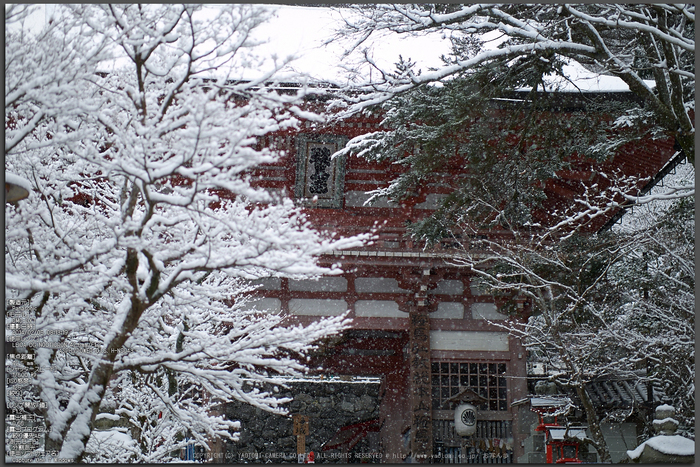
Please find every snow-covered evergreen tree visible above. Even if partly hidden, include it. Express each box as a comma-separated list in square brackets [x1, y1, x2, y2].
[330, 4, 694, 239]
[331, 4, 694, 163]
[444, 193, 693, 460]
[326, 4, 695, 460]
[608, 194, 695, 437]
[5, 4, 365, 462]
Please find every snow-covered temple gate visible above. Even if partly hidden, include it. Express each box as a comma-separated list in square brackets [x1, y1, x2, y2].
[215, 90, 680, 463]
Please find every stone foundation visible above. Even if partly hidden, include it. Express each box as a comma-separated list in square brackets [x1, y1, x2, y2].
[223, 378, 381, 463]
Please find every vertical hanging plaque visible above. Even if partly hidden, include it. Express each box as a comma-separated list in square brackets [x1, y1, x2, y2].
[295, 135, 347, 208]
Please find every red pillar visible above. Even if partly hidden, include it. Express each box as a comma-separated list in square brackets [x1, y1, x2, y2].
[546, 442, 553, 464]
[405, 269, 433, 463]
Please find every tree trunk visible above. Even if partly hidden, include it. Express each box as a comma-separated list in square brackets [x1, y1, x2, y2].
[541, 289, 613, 463]
[575, 384, 612, 463]
[62, 248, 148, 461]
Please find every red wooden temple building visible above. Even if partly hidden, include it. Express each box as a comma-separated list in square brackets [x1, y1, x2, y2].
[227, 89, 682, 463]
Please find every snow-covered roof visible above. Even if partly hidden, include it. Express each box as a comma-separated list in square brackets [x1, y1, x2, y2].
[547, 427, 588, 441]
[519, 61, 656, 93]
[254, 6, 656, 92]
[86, 427, 137, 457]
[585, 379, 662, 409]
[89, 428, 135, 445]
[530, 396, 572, 408]
[253, 6, 655, 92]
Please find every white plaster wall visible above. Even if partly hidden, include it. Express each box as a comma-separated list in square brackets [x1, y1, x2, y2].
[430, 331, 509, 351]
[240, 297, 282, 314]
[415, 193, 447, 209]
[289, 276, 347, 292]
[430, 280, 464, 295]
[289, 298, 347, 316]
[355, 278, 407, 293]
[471, 303, 508, 320]
[250, 277, 282, 290]
[345, 191, 396, 208]
[431, 302, 464, 319]
[355, 300, 407, 318]
[469, 278, 489, 296]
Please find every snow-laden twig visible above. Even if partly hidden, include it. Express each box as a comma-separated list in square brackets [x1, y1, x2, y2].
[5, 5, 366, 462]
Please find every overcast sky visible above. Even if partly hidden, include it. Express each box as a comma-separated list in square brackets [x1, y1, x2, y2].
[11, 4, 645, 91]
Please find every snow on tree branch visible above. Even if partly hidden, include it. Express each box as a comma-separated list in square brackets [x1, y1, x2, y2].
[443, 193, 694, 454]
[331, 4, 694, 165]
[5, 4, 366, 462]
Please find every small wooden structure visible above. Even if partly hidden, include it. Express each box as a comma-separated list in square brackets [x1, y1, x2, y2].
[544, 427, 587, 464]
[528, 396, 588, 463]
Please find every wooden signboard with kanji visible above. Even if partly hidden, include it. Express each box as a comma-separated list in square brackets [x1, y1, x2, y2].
[293, 414, 309, 462]
[293, 414, 309, 436]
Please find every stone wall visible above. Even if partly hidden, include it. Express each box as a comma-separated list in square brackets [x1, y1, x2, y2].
[602, 423, 641, 463]
[223, 378, 381, 463]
